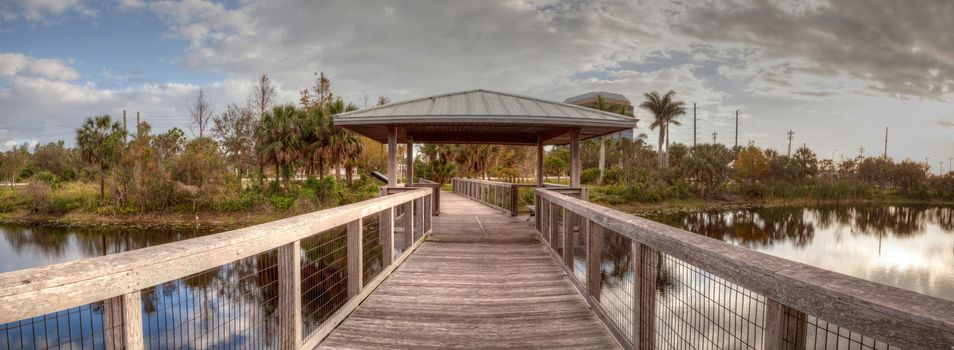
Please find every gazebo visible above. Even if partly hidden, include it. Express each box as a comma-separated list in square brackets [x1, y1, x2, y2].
[333, 89, 638, 188]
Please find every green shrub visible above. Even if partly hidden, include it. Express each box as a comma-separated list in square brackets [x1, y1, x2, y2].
[270, 194, 293, 210]
[581, 168, 600, 184]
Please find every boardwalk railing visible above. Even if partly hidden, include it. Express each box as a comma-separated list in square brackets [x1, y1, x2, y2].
[535, 188, 954, 350]
[451, 178, 539, 216]
[0, 187, 433, 350]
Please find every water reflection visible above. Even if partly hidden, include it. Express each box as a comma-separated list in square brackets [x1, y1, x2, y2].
[0, 218, 382, 349]
[654, 205, 954, 300]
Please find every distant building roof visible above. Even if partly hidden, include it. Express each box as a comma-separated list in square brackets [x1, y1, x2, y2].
[563, 91, 630, 104]
[333, 89, 638, 146]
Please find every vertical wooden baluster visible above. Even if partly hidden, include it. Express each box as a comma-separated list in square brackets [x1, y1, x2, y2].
[633, 242, 658, 350]
[103, 296, 124, 350]
[278, 240, 302, 349]
[122, 291, 144, 350]
[347, 219, 363, 298]
[587, 222, 602, 301]
[104, 292, 144, 350]
[765, 299, 807, 350]
[380, 207, 394, 264]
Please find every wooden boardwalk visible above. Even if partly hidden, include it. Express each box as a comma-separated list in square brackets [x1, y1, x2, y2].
[319, 192, 620, 349]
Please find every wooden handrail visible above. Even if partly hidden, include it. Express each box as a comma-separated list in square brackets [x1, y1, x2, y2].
[536, 188, 954, 349]
[0, 188, 431, 324]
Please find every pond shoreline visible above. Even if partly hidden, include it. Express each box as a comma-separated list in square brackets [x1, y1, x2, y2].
[0, 209, 283, 231]
[604, 197, 954, 219]
[2, 197, 951, 230]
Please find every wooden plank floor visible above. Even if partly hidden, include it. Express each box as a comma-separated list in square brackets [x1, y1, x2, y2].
[318, 192, 620, 349]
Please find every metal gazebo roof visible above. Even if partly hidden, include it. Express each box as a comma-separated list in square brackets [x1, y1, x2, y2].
[332, 89, 638, 145]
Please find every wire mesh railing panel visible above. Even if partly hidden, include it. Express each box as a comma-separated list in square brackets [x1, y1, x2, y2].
[571, 212, 587, 284]
[140, 248, 281, 350]
[550, 206, 564, 256]
[539, 198, 549, 242]
[782, 311, 899, 350]
[393, 203, 408, 256]
[0, 301, 118, 350]
[598, 225, 635, 342]
[651, 253, 766, 350]
[300, 225, 349, 337]
[362, 211, 385, 286]
[423, 195, 434, 232]
[413, 198, 424, 241]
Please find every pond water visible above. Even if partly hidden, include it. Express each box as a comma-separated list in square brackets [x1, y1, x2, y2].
[0, 203, 950, 349]
[652, 205, 954, 301]
[0, 209, 404, 350]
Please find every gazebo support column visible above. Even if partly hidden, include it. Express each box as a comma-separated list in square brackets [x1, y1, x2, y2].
[536, 136, 544, 187]
[406, 137, 414, 185]
[387, 126, 397, 187]
[570, 128, 581, 188]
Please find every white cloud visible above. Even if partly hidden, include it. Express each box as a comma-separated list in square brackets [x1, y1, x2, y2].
[0, 53, 79, 80]
[0, 0, 95, 23]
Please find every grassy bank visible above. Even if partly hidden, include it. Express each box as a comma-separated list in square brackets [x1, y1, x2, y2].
[0, 176, 381, 229]
[588, 183, 954, 218]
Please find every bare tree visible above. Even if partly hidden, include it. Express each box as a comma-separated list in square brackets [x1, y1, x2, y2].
[188, 88, 215, 138]
[249, 74, 275, 120]
[212, 104, 256, 183]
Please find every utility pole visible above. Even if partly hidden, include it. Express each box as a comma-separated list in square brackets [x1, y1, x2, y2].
[734, 109, 739, 151]
[883, 127, 888, 160]
[123, 110, 128, 144]
[949, 157, 953, 173]
[786, 130, 794, 157]
[859, 146, 865, 158]
[693, 103, 697, 148]
[136, 111, 141, 139]
[712, 131, 717, 144]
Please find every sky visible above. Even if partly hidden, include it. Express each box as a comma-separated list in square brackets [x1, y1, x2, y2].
[0, 0, 952, 173]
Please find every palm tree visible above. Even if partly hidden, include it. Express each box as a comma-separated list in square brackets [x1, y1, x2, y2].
[639, 90, 686, 168]
[323, 98, 360, 181]
[257, 104, 303, 190]
[76, 115, 124, 200]
[300, 107, 328, 177]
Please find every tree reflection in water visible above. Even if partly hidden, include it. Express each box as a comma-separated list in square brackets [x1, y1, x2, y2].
[0, 221, 381, 349]
[655, 205, 954, 249]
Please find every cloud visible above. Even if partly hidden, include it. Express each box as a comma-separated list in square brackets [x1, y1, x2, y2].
[0, 52, 259, 147]
[0, 0, 96, 23]
[144, 0, 690, 103]
[676, 0, 954, 99]
[937, 119, 954, 129]
[0, 53, 79, 80]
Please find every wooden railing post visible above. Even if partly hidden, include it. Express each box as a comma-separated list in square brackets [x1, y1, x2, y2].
[122, 292, 144, 350]
[347, 219, 363, 298]
[278, 241, 302, 349]
[765, 299, 807, 349]
[587, 222, 602, 300]
[103, 296, 124, 350]
[103, 292, 144, 350]
[633, 242, 658, 350]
